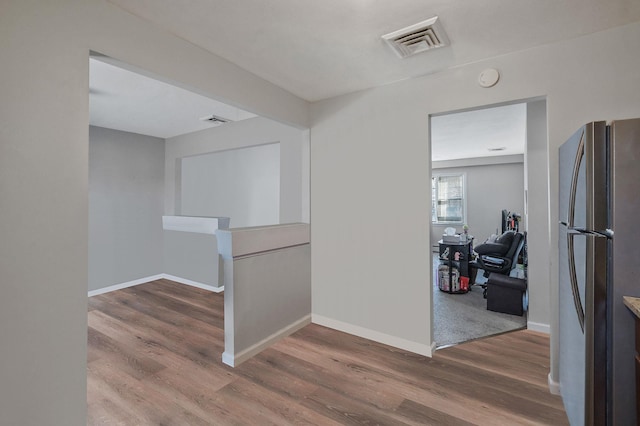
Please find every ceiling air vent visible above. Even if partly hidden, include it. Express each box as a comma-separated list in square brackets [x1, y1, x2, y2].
[200, 114, 231, 124]
[382, 16, 450, 59]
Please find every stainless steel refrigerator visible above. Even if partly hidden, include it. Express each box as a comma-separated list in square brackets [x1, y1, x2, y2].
[559, 118, 640, 425]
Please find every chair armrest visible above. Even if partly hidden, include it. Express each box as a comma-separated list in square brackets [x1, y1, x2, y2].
[475, 242, 509, 256]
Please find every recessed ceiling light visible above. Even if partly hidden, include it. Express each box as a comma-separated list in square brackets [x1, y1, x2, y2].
[488, 147, 506, 151]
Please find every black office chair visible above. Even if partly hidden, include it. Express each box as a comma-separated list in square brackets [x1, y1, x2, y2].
[470, 230, 525, 298]
[474, 230, 525, 276]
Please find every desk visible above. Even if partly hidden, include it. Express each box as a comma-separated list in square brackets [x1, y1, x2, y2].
[438, 239, 473, 293]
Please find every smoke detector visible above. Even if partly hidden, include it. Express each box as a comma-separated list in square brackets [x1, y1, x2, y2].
[382, 16, 450, 59]
[200, 114, 231, 124]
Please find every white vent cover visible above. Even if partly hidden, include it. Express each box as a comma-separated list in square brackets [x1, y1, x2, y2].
[199, 114, 231, 124]
[382, 16, 450, 59]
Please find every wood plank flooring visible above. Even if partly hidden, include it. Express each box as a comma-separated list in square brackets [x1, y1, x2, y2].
[87, 279, 568, 425]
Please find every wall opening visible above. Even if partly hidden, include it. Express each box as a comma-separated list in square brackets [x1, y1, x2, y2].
[429, 98, 548, 349]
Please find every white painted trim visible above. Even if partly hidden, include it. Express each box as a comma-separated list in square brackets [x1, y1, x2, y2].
[222, 314, 311, 367]
[87, 274, 164, 297]
[527, 321, 550, 334]
[217, 223, 310, 259]
[548, 373, 561, 395]
[221, 351, 235, 367]
[162, 215, 230, 234]
[87, 274, 223, 297]
[312, 314, 433, 357]
[161, 274, 224, 293]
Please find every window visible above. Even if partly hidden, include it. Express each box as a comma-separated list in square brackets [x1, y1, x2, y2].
[432, 173, 465, 224]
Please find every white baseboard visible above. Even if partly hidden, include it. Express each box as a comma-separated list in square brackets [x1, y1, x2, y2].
[312, 314, 434, 357]
[527, 321, 550, 334]
[160, 274, 224, 293]
[222, 314, 311, 367]
[88, 274, 164, 297]
[88, 274, 223, 297]
[548, 373, 561, 395]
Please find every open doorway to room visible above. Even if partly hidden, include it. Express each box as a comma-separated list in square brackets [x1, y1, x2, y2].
[87, 53, 309, 295]
[88, 54, 257, 296]
[430, 99, 547, 348]
[86, 54, 311, 419]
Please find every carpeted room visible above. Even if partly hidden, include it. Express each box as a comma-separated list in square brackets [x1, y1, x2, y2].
[431, 104, 529, 348]
[433, 253, 527, 347]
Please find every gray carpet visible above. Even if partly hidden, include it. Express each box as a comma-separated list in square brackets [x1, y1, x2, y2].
[433, 255, 526, 348]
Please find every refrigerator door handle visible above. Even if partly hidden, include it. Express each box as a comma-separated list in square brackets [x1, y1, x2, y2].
[568, 131, 585, 228]
[567, 232, 585, 332]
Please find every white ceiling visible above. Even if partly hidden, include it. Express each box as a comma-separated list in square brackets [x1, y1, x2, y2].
[89, 56, 525, 158]
[92, 1, 639, 153]
[431, 103, 526, 162]
[89, 57, 256, 139]
[106, 0, 640, 102]
[90, 54, 526, 158]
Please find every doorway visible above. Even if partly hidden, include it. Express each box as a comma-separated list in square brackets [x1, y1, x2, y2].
[430, 99, 548, 348]
[87, 53, 309, 295]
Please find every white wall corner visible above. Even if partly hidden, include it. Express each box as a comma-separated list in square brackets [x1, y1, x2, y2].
[87, 274, 164, 297]
[312, 314, 433, 358]
[88, 274, 223, 297]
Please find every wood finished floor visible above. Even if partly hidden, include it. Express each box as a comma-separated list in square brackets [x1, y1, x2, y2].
[87, 279, 568, 425]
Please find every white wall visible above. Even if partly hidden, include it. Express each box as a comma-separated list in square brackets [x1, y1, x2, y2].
[524, 99, 549, 332]
[166, 116, 309, 224]
[89, 116, 306, 294]
[218, 224, 311, 367]
[89, 126, 165, 292]
[4, 1, 640, 422]
[164, 117, 309, 293]
[163, 230, 221, 288]
[310, 21, 640, 371]
[181, 142, 280, 227]
[311, 88, 433, 355]
[431, 158, 525, 249]
[0, 1, 308, 423]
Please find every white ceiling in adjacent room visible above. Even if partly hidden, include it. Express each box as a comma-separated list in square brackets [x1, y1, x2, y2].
[431, 103, 526, 162]
[89, 57, 257, 139]
[106, 0, 640, 101]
